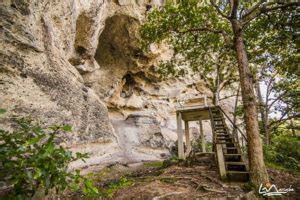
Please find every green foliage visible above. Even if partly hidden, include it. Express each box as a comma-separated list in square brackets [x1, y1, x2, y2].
[141, 0, 298, 109]
[0, 117, 98, 199]
[205, 142, 213, 152]
[143, 161, 164, 168]
[141, 1, 240, 103]
[264, 135, 300, 171]
[101, 176, 133, 198]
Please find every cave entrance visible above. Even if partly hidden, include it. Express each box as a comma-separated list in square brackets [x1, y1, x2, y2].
[92, 14, 142, 99]
[94, 15, 140, 70]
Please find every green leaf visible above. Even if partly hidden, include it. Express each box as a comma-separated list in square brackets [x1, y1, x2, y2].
[34, 168, 42, 179]
[0, 108, 6, 114]
[62, 125, 72, 132]
[83, 179, 98, 195]
[46, 142, 54, 154]
[26, 170, 33, 183]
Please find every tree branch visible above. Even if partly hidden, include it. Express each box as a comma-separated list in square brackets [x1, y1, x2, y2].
[210, 0, 229, 19]
[220, 93, 237, 101]
[269, 112, 299, 131]
[242, 2, 300, 26]
[177, 28, 231, 46]
[242, 2, 263, 20]
[177, 27, 222, 34]
[267, 90, 289, 110]
[229, 0, 239, 19]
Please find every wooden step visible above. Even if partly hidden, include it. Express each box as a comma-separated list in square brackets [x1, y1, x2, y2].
[217, 136, 232, 139]
[216, 141, 236, 145]
[217, 137, 232, 140]
[224, 147, 238, 154]
[215, 125, 225, 127]
[215, 130, 227, 132]
[224, 154, 242, 162]
[216, 134, 231, 137]
[213, 118, 222, 121]
[216, 137, 233, 142]
[226, 171, 249, 182]
[214, 121, 223, 125]
[216, 132, 228, 135]
[225, 161, 245, 165]
[212, 113, 221, 115]
[226, 162, 247, 171]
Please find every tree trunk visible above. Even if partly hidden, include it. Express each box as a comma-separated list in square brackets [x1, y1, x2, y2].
[254, 77, 269, 145]
[264, 109, 270, 145]
[231, 20, 269, 185]
[232, 84, 240, 135]
[290, 118, 296, 137]
[254, 76, 265, 127]
[214, 65, 220, 105]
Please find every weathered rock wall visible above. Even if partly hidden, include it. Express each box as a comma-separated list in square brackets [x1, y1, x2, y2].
[0, 0, 236, 168]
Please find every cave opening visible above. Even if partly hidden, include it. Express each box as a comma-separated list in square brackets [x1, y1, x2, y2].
[121, 73, 137, 98]
[94, 15, 140, 70]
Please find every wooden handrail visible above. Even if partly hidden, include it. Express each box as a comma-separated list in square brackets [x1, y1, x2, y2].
[217, 106, 248, 142]
[208, 107, 217, 151]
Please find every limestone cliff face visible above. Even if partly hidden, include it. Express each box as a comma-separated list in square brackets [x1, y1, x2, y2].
[0, 0, 233, 168]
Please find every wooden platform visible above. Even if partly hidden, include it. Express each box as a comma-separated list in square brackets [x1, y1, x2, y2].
[176, 104, 249, 182]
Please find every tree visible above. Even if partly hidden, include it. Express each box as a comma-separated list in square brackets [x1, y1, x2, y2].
[248, 7, 300, 144]
[141, 0, 299, 185]
[255, 67, 299, 145]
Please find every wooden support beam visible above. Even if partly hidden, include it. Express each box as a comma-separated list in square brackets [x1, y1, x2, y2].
[199, 120, 206, 153]
[177, 112, 184, 159]
[184, 121, 191, 156]
[216, 144, 227, 180]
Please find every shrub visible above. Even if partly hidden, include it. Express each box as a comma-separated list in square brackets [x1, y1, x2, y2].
[264, 135, 300, 171]
[0, 115, 98, 199]
[102, 176, 132, 198]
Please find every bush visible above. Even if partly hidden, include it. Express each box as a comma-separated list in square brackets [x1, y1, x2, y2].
[264, 135, 300, 171]
[0, 115, 98, 199]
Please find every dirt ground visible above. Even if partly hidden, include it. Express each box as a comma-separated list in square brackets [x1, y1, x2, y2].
[65, 153, 299, 200]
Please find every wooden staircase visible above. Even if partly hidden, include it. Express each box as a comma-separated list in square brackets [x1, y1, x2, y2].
[210, 107, 249, 182]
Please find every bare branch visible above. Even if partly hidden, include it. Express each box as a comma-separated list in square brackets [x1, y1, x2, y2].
[220, 94, 237, 101]
[267, 90, 289, 110]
